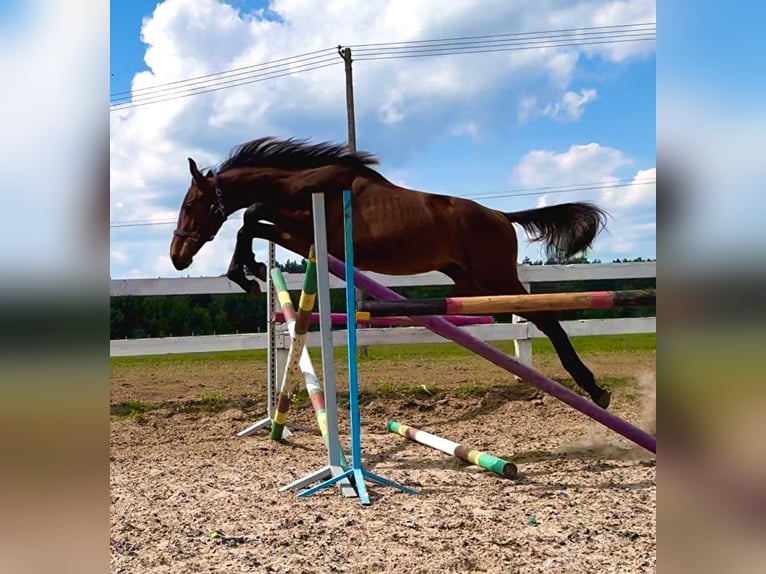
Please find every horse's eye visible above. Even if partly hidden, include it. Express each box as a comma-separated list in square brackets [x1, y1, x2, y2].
[183, 203, 192, 215]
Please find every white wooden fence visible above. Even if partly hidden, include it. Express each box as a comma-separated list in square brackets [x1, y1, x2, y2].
[109, 262, 656, 358]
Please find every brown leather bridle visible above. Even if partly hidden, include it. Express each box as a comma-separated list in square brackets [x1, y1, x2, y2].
[173, 173, 228, 245]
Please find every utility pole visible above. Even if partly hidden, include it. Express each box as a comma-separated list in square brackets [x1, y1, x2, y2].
[339, 46, 367, 358]
[340, 46, 357, 152]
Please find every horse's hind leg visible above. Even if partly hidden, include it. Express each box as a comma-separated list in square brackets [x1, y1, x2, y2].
[468, 266, 610, 409]
[439, 263, 482, 296]
[516, 309, 610, 408]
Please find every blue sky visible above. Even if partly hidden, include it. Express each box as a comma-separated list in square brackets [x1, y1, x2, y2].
[110, 0, 156, 95]
[110, 0, 656, 279]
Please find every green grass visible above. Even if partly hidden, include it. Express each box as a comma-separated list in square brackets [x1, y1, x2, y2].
[110, 333, 654, 367]
[345, 333, 655, 360]
[367, 381, 443, 399]
[111, 349, 268, 367]
[289, 388, 311, 408]
[112, 399, 155, 419]
[454, 382, 495, 397]
[199, 391, 227, 409]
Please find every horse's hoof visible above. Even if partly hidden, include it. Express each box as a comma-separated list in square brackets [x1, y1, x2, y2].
[593, 389, 611, 409]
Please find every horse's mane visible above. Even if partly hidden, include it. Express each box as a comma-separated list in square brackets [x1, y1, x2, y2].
[217, 136, 379, 172]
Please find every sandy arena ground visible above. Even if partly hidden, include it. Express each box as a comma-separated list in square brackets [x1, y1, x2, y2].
[110, 349, 656, 573]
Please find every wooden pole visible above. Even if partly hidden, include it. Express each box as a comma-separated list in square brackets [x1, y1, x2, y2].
[339, 46, 368, 358]
[357, 289, 657, 317]
[340, 46, 357, 152]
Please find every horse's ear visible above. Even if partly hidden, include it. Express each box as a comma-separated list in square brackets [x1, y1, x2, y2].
[188, 158, 205, 186]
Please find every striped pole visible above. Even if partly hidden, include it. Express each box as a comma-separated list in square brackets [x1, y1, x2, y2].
[386, 420, 518, 478]
[270, 246, 318, 441]
[269, 268, 346, 464]
[357, 289, 656, 318]
[327, 255, 656, 454]
[274, 311, 495, 327]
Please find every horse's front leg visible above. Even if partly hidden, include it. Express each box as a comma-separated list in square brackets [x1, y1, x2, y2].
[226, 225, 263, 296]
[240, 208, 312, 279]
[225, 204, 270, 296]
[226, 205, 299, 296]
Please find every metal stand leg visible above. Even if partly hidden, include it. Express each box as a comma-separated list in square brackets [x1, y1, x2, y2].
[296, 189, 417, 504]
[279, 192, 355, 497]
[238, 242, 292, 438]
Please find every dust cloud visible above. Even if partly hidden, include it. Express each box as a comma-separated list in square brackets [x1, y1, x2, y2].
[554, 371, 656, 461]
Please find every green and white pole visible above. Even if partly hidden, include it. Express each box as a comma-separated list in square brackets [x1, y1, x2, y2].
[387, 420, 518, 478]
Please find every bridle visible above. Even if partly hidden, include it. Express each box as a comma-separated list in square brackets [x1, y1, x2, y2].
[173, 173, 228, 245]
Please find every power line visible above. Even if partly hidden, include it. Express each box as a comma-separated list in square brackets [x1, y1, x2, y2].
[110, 59, 342, 111]
[110, 52, 338, 104]
[465, 178, 655, 201]
[351, 26, 654, 54]
[354, 37, 655, 62]
[348, 22, 655, 48]
[109, 178, 655, 229]
[109, 47, 337, 99]
[110, 23, 654, 111]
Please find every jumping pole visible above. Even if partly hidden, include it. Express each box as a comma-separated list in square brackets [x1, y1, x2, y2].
[269, 267, 348, 467]
[387, 420, 519, 478]
[275, 311, 495, 327]
[269, 246, 319, 440]
[357, 289, 656, 318]
[326, 255, 657, 455]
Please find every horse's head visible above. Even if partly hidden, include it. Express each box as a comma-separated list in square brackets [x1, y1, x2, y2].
[169, 158, 228, 270]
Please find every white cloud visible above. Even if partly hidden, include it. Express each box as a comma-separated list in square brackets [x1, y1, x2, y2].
[513, 143, 632, 189]
[380, 90, 405, 124]
[519, 88, 597, 123]
[518, 96, 539, 123]
[545, 89, 598, 121]
[110, 248, 128, 265]
[511, 143, 655, 260]
[451, 122, 480, 139]
[601, 167, 656, 209]
[110, 0, 655, 278]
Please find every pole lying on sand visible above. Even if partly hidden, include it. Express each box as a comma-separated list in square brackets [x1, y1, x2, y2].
[386, 420, 519, 478]
[326, 255, 656, 455]
[357, 289, 656, 318]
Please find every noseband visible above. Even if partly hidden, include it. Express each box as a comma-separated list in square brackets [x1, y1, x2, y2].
[173, 173, 228, 244]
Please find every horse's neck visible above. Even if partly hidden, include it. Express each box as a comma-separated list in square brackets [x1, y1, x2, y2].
[221, 167, 291, 211]
[222, 164, 367, 212]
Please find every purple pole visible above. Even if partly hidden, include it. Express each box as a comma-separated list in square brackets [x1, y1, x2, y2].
[326, 255, 656, 454]
[274, 311, 494, 327]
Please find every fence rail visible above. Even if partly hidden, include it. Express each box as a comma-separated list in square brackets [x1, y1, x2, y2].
[110, 262, 656, 297]
[109, 262, 656, 358]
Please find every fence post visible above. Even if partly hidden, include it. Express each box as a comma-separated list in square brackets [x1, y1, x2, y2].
[513, 281, 533, 370]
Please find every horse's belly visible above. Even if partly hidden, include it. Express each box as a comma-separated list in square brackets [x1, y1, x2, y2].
[352, 239, 451, 275]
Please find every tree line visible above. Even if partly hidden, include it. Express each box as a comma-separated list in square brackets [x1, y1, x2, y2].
[110, 257, 656, 339]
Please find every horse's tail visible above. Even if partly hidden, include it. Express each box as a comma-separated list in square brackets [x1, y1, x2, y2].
[503, 202, 608, 259]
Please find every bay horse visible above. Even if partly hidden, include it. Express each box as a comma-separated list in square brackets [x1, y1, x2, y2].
[170, 137, 611, 408]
